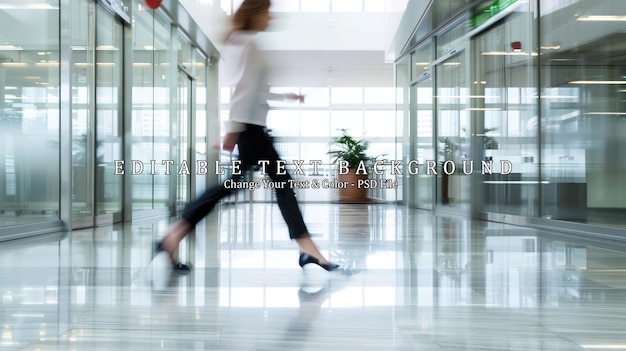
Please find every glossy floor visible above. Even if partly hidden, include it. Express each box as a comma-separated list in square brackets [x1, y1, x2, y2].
[1, 203, 626, 350]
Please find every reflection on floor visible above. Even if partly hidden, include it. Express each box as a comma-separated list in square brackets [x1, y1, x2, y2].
[1, 203, 626, 350]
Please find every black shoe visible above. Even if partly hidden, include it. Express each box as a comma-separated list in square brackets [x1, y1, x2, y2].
[172, 262, 192, 274]
[299, 253, 339, 272]
[153, 241, 192, 273]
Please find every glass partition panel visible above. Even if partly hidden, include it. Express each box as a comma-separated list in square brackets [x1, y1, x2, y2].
[540, 0, 626, 228]
[436, 21, 466, 59]
[435, 50, 470, 211]
[414, 75, 434, 209]
[177, 34, 193, 74]
[396, 56, 410, 204]
[473, 10, 539, 217]
[131, 0, 156, 211]
[176, 70, 191, 208]
[0, 0, 60, 226]
[72, 0, 95, 221]
[95, 6, 123, 215]
[172, 35, 194, 210]
[195, 49, 208, 195]
[152, 12, 174, 209]
[410, 42, 434, 209]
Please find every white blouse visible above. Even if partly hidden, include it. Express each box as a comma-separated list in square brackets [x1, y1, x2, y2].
[221, 31, 283, 133]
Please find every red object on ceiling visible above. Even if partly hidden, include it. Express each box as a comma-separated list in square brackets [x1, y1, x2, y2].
[144, 0, 162, 10]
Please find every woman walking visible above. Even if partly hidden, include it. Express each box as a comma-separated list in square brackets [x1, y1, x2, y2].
[155, 0, 339, 273]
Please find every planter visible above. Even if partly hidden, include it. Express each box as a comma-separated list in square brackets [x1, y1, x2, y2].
[337, 170, 368, 203]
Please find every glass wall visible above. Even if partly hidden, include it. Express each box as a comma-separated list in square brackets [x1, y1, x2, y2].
[540, 0, 626, 228]
[0, 0, 60, 227]
[472, 9, 538, 217]
[131, 3, 200, 215]
[397, 0, 626, 232]
[1, 0, 218, 238]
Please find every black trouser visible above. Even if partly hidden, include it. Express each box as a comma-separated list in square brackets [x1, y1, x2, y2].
[181, 124, 309, 239]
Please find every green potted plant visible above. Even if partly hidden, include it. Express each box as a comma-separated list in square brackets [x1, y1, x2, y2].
[328, 129, 375, 203]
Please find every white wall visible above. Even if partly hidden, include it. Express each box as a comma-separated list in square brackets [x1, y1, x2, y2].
[178, 0, 229, 52]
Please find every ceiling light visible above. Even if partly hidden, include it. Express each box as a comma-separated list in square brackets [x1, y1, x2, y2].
[0, 3, 58, 10]
[0, 45, 24, 50]
[481, 51, 539, 56]
[586, 112, 626, 115]
[531, 95, 578, 99]
[577, 15, 626, 21]
[436, 95, 500, 99]
[580, 345, 626, 349]
[569, 80, 626, 84]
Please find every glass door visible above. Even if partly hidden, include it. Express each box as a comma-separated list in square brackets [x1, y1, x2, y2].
[176, 70, 192, 211]
[95, 5, 124, 223]
[72, 1, 124, 228]
[414, 74, 435, 209]
[472, 14, 538, 218]
[72, 0, 96, 228]
[473, 23, 510, 215]
[435, 50, 471, 212]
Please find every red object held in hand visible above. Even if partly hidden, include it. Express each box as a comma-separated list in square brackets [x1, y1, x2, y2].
[144, 0, 162, 10]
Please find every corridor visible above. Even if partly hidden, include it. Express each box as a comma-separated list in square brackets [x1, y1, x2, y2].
[1, 203, 625, 350]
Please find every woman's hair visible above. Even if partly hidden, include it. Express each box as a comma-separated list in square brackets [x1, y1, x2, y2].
[230, 0, 271, 33]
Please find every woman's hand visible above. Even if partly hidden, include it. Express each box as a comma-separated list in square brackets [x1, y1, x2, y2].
[283, 93, 304, 103]
[211, 132, 240, 152]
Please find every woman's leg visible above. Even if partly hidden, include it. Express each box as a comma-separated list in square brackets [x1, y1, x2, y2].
[159, 218, 192, 264]
[158, 175, 240, 264]
[254, 142, 335, 267]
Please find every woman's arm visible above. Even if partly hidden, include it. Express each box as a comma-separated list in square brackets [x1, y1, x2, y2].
[265, 92, 305, 102]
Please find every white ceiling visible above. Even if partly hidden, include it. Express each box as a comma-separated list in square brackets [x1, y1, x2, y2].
[180, 1, 407, 88]
[254, 11, 403, 87]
